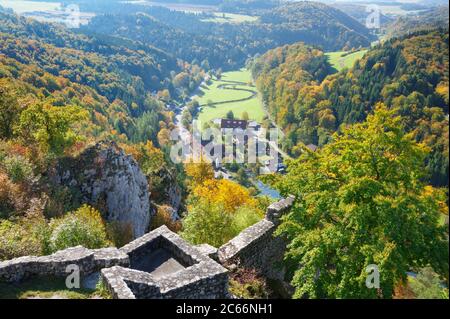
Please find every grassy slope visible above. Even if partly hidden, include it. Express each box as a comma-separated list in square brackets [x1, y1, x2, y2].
[0, 276, 109, 299]
[196, 69, 266, 124]
[326, 50, 368, 72]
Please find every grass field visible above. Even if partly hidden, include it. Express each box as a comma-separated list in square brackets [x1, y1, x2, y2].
[195, 68, 266, 125]
[201, 12, 259, 24]
[326, 50, 368, 72]
[0, 276, 110, 299]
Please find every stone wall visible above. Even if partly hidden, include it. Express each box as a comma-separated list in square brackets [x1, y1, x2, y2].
[102, 226, 229, 299]
[218, 196, 295, 280]
[0, 246, 129, 283]
[0, 197, 294, 299]
[102, 263, 228, 299]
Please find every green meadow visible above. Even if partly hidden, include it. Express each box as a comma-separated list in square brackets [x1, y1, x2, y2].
[195, 69, 266, 125]
[326, 50, 368, 72]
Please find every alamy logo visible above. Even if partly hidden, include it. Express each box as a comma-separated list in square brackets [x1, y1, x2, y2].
[366, 5, 381, 29]
[365, 264, 380, 289]
[64, 4, 81, 29]
[65, 264, 80, 289]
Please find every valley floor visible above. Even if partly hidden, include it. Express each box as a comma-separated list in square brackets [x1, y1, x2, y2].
[196, 68, 266, 124]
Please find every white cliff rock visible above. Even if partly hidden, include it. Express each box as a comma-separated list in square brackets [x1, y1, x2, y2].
[52, 141, 153, 238]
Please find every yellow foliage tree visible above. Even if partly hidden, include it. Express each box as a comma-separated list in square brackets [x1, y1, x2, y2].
[191, 179, 257, 213]
[184, 157, 214, 187]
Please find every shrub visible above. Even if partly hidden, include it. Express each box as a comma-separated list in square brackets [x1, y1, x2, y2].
[151, 205, 182, 233]
[106, 221, 134, 248]
[181, 201, 264, 247]
[231, 206, 264, 236]
[180, 200, 234, 247]
[2, 155, 34, 183]
[0, 220, 43, 260]
[256, 196, 274, 211]
[95, 280, 112, 299]
[48, 205, 110, 253]
[44, 185, 76, 219]
[229, 268, 270, 299]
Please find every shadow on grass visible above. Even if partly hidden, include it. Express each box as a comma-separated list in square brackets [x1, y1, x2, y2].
[0, 276, 98, 299]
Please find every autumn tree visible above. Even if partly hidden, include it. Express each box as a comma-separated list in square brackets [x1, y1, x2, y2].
[191, 179, 257, 213]
[275, 104, 449, 298]
[181, 199, 234, 247]
[15, 103, 87, 155]
[184, 157, 215, 188]
[0, 81, 20, 139]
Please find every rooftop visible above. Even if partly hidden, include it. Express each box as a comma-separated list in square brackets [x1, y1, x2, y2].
[220, 119, 248, 130]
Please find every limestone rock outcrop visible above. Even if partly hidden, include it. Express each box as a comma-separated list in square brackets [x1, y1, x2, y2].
[51, 141, 153, 238]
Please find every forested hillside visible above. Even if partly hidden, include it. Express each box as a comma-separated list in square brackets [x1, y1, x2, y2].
[83, 1, 374, 69]
[0, 9, 192, 240]
[252, 30, 449, 186]
[259, 1, 374, 50]
[0, 10, 206, 144]
[84, 12, 245, 70]
[384, 6, 449, 39]
[0, 1, 448, 300]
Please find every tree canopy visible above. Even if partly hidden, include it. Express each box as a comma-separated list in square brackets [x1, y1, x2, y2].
[274, 104, 448, 298]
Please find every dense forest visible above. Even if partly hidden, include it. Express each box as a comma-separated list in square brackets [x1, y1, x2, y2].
[0, 10, 207, 144]
[252, 30, 449, 186]
[0, 8, 193, 228]
[83, 12, 246, 70]
[82, 1, 374, 69]
[383, 6, 449, 39]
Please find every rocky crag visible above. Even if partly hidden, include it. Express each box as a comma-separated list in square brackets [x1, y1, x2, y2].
[50, 141, 153, 238]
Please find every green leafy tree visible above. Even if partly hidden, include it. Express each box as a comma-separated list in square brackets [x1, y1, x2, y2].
[0, 81, 20, 139]
[181, 199, 234, 247]
[16, 103, 87, 155]
[275, 104, 449, 298]
[48, 205, 110, 253]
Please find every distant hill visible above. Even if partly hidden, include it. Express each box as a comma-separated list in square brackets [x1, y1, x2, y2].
[0, 10, 204, 144]
[259, 1, 376, 50]
[83, 1, 374, 71]
[83, 12, 246, 70]
[329, 2, 394, 26]
[384, 6, 449, 38]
